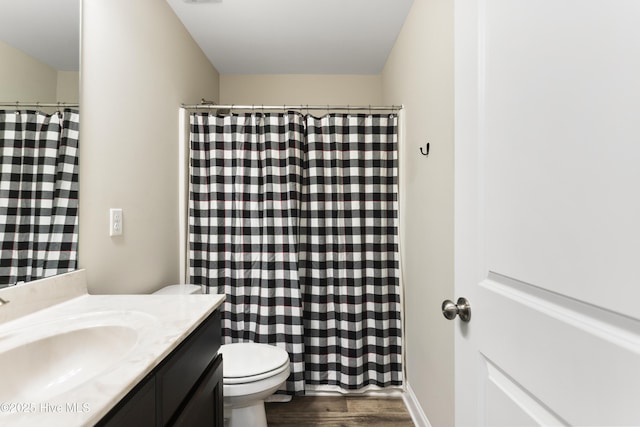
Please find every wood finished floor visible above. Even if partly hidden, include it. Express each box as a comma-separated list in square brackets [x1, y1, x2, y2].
[265, 396, 415, 427]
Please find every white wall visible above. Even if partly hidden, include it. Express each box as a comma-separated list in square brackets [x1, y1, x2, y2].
[382, 0, 455, 426]
[80, 0, 219, 294]
[220, 74, 381, 106]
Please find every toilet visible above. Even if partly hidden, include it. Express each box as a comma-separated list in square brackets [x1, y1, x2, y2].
[153, 284, 291, 427]
[220, 342, 290, 427]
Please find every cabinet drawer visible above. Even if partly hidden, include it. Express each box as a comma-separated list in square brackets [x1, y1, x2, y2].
[157, 310, 221, 424]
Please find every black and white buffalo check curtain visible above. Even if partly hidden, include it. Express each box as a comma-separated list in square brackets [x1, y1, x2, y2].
[0, 109, 80, 287]
[189, 112, 401, 393]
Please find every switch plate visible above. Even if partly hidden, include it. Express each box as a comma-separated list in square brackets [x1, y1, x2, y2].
[110, 208, 123, 236]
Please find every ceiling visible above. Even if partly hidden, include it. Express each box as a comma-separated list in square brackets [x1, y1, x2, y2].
[165, 0, 414, 74]
[0, 0, 79, 71]
[0, 0, 413, 75]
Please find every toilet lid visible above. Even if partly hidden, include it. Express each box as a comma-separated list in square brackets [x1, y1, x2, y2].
[220, 343, 290, 380]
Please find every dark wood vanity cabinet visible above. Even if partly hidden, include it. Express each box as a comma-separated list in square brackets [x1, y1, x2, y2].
[97, 310, 223, 427]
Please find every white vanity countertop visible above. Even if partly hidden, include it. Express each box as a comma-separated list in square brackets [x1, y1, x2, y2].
[0, 270, 225, 427]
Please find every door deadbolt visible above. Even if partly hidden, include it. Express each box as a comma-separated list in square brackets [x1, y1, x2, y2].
[442, 297, 471, 322]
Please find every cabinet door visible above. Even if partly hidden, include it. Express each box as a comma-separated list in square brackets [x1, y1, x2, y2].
[98, 376, 156, 427]
[158, 310, 221, 423]
[173, 354, 223, 427]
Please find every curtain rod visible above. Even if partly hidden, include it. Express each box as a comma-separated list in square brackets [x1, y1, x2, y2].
[181, 103, 402, 112]
[0, 102, 79, 108]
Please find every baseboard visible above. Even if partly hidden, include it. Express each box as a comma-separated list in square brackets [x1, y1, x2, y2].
[402, 383, 432, 427]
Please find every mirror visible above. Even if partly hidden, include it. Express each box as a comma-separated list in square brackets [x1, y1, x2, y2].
[0, 0, 80, 104]
[0, 0, 80, 287]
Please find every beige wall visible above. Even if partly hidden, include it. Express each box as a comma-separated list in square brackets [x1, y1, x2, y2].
[77, 0, 453, 421]
[220, 74, 381, 106]
[57, 71, 80, 104]
[382, 0, 455, 426]
[0, 40, 58, 102]
[80, 0, 219, 294]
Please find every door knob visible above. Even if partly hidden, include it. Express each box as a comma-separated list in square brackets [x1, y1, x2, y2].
[442, 297, 471, 322]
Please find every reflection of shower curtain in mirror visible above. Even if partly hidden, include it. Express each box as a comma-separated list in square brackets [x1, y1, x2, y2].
[0, 109, 80, 287]
[189, 112, 402, 394]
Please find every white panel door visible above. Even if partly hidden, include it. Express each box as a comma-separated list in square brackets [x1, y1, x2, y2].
[454, 1, 640, 426]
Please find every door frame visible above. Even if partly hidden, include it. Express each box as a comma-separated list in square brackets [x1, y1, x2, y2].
[454, 0, 485, 424]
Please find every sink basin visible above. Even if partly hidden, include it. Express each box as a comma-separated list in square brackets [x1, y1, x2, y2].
[0, 324, 138, 402]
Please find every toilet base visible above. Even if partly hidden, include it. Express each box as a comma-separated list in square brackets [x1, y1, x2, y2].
[225, 401, 267, 427]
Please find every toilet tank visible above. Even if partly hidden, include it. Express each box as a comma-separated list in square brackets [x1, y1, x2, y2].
[153, 284, 203, 295]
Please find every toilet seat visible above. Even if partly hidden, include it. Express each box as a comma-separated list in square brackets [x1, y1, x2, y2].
[220, 343, 290, 385]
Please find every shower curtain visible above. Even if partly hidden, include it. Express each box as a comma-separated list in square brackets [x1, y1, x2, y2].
[0, 109, 80, 287]
[190, 112, 307, 392]
[189, 111, 402, 393]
